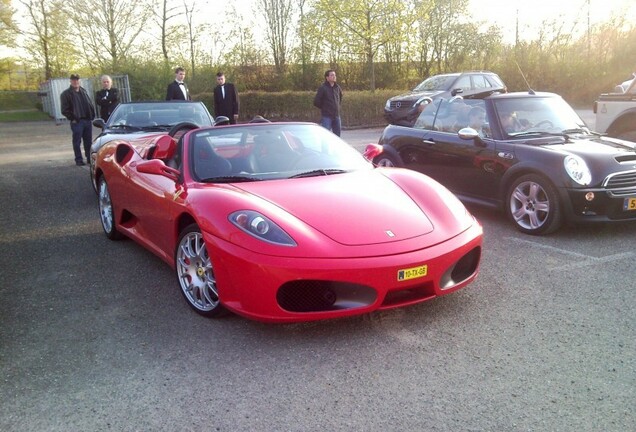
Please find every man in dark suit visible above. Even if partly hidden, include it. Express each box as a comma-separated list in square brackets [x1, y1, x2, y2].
[166, 67, 191, 100]
[95, 75, 119, 121]
[213, 71, 239, 124]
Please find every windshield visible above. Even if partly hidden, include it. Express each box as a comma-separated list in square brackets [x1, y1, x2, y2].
[190, 123, 372, 182]
[413, 75, 456, 92]
[493, 96, 588, 138]
[107, 102, 213, 130]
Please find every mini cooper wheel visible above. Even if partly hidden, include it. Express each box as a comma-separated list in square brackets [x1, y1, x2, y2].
[506, 174, 562, 235]
[374, 153, 400, 167]
[97, 177, 122, 240]
[175, 224, 225, 317]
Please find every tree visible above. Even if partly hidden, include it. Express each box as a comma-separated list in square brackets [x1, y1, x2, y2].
[152, 0, 183, 63]
[258, 0, 294, 74]
[1, 0, 17, 48]
[20, 0, 76, 80]
[312, 0, 407, 90]
[68, 0, 150, 71]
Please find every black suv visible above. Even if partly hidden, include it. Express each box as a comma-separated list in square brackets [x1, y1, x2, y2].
[384, 71, 506, 126]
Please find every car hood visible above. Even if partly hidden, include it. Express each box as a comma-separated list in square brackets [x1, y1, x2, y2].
[542, 134, 636, 157]
[389, 90, 445, 103]
[234, 170, 435, 246]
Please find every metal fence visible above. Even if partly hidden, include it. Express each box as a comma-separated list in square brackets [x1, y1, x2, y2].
[39, 75, 131, 124]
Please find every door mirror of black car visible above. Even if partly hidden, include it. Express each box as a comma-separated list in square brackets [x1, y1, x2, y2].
[93, 118, 105, 129]
[458, 128, 487, 147]
[458, 127, 480, 140]
[450, 88, 464, 97]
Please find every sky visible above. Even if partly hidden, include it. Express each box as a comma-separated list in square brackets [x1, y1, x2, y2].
[467, 0, 635, 43]
[2, 0, 635, 58]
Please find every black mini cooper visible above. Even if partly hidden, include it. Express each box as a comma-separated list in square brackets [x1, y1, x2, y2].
[368, 91, 636, 235]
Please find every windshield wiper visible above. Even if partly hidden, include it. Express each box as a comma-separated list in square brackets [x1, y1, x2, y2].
[562, 128, 590, 135]
[110, 124, 141, 131]
[141, 124, 172, 131]
[201, 175, 261, 183]
[290, 169, 348, 178]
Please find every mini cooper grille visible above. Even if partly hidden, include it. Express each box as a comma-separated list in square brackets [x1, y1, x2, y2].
[603, 170, 636, 189]
[277, 281, 377, 313]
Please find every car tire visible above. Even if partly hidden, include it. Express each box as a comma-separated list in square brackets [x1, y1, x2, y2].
[97, 177, 122, 240]
[89, 156, 97, 193]
[616, 129, 636, 143]
[506, 174, 562, 235]
[373, 153, 400, 167]
[175, 224, 226, 317]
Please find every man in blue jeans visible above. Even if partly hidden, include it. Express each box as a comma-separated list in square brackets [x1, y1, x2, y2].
[313, 69, 343, 136]
[60, 74, 95, 166]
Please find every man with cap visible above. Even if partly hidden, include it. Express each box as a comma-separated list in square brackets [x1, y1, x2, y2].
[60, 74, 96, 166]
[166, 67, 191, 100]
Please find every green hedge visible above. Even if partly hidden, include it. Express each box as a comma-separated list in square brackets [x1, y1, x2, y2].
[197, 90, 397, 128]
[0, 91, 40, 110]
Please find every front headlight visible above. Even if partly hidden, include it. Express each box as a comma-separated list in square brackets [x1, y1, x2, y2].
[564, 155, 592, 185]
[229, 210, 297, 246]
[385, 99, 391, 109]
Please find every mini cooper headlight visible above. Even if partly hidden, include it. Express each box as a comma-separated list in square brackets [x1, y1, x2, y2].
[564, 155, 591, 186]
[230, 210, 296, 246]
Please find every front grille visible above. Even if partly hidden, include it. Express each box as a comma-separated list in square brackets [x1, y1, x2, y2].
[389, 101, 411, 110]
[276, 280, 376, 313]
[603, 170, 636, 189]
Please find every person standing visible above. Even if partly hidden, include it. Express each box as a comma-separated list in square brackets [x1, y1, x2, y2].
[166, 67, 191, 100]
[60, 74, 95, 166]
[213, 71, 240, 124]
[95, 75, 119, 121]
[313, 69, 343, 136]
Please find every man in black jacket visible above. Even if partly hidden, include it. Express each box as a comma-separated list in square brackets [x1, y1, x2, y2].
[213, 72, 240, 124]
[95, 75, 119, 121]
[166, 67, 191, 100]
[60, 74, 96, 166]
[313, 69, 343, 136]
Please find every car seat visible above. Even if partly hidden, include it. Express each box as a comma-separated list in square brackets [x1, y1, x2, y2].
[193, 139, 232, 179]
[251, 133, 299, 173]
[127, 111, 152, 127]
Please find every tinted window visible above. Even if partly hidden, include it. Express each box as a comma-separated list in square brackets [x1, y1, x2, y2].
[473, 75, 490, 89]
[454, 76, 471, 92]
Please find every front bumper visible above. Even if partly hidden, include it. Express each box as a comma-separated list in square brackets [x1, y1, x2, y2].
[204, 223, 483, 323]
[564, 187, 636, 222]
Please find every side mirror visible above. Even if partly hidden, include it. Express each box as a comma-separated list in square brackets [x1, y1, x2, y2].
[136, 159, 179, 182]
[214, 116, 230, 126]
[458, 127, 487, 147]
[363, 143, 383, 162]
[458, 127, 480, 140]
[450, 88, 464, 97]
[93, 118, 105, 129]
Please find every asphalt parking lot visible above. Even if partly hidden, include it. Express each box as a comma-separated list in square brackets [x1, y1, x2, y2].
[0, 115, 634, 431]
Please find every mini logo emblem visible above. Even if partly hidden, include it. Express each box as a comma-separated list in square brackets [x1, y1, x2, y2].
[386, 230, 395, 237]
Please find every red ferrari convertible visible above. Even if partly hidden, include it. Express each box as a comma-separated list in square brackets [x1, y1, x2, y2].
[95, 122, 483, 323]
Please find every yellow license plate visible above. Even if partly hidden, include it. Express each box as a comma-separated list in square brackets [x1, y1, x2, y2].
[624, 197, 636, 211]
[397, 264, 428, 281]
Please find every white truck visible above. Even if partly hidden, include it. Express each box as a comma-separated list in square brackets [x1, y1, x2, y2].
[593, 77, 636, 141]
